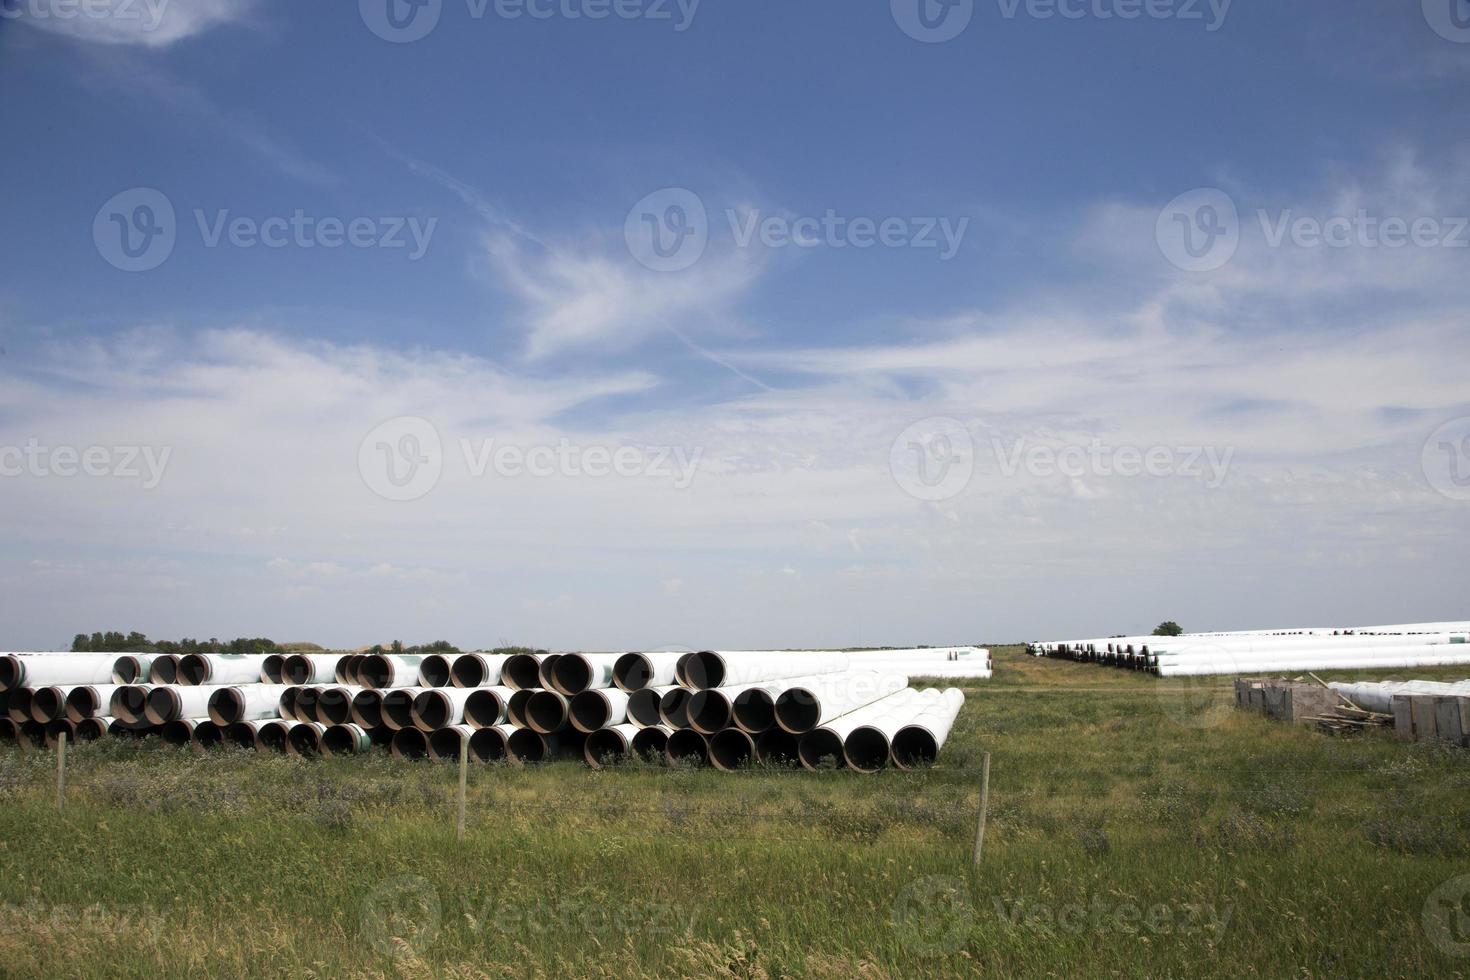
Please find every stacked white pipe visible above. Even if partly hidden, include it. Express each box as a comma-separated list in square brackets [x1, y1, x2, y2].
[1, 647, 974, 769]
[1030, 622, 1470, 676]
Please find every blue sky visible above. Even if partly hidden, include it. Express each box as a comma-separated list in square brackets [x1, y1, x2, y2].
[0, 0, 1467, 650]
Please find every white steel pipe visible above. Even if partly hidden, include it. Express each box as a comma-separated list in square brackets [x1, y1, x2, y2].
[501, 654, 546, 691]
[208, 685, 284, 726]
[613, 652, 685, 692]
[630, 724, 672, 760]
[66, 685, 122, 722]
[450, 653, 511, 689]
[0, 654, 114, 692]
[469, 723, 518, 763]
[380, 688, 428, 730]
[681, 651, 850, 690]
[464, 687, 515, 728]
[321, 723, 373, 756]
[627, 685, 678, 728]
[412, 687, 479, 731]
[177, 654, 272, 687]
[774, 672, 909, 734]
[537, 655, 563, 690]
[254, 719, 292, 753]
[282, 653, 343, 685]
[145, 685, 228, 725]
[28, 686, 68, 723]
[797, 689, 927, 771]
[583, 723, 640, 767]
[417, 655, 455, 688]
[316, 686, 365, 725]
[108, 685, 153, 725]
[111, 655, 156, 684]
[664, 728, 709, 765]
[149, 655, 180, 683]
[428, 725, 475, 762]
[568, 688, 630, 733]
[708, 727, 757, 771]
[842, 689, 948, 773]
[526, 690, 570, 734]
[891, 688, 966, 769]
[359, 654, 426, 689]
[550, 653, 622, 695]
[287, 721, 328, 757]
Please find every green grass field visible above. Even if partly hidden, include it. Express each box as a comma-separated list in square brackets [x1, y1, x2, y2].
[3, 647, 1470, 978]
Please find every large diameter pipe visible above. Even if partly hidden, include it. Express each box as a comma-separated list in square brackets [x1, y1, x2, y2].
[254, 719, 292, 753]
[282, 653, 343, 685]
[1329, 680, 1470, 714]
[109, 685, 153, 725]
[755, 728, 799, 765]
[506, 727, 571, 763]
[708, 727, 757, 771]
[630, 724, 673, 760]
[294, 686, 323, 723]
[278, 686, 303, 722]
[537, 655, 563, 690]
[28, 686, 69, 723]
[731, 675, 846, 733]
[469, 723, 518, 763]
[526, 690, 570, 734]
[612, 652, 685, 692]
[658, 687, 694, 729]
[359, 654, 426, 689]
[464, 687, 515, 728]
[350, 689, 384, 729]
[320, 723, 373, 757]
[160, 718, 211, 747]
[682, 651, 851, 690]
[843, 689, 947, 773]
[316, 686, 365, 725]
[261, 654, 286, 683]
[15, 720, 47, 751]
[774, 672, 909, 734]
[111, 655, 156, 684]
[65, 685, 122, 722]
[224, 719, 273, 750]
[569, 689, 630, 733]
[149, 655, 180, 683]
[287, 722, 328, 757]
[627, 685, 679, 728]
[381, 688, 428, 731]
[506, 690, 534, 728]
[191, 721, 226, 751]
[891, 688, 966, 769]
[44, 718, 76, 750]
[145, 685, 229, 725]
[335, 654, 363, 685]
[796, 689, 925, 771]
[501, 654, 545, 691]
[208, 685, 284, 726]
[412, 687, 480, 732]
[428, 725, 474, 762]
[417, 655, 454, 688]
[0, 654, 115, 692]
[6, 688, 34, 725]
[177, 654, 272, 687]
[665, 728, 708, 765]
[74, 716, 116, 742]
[583, 724, 641, 768]
[550, 653, 622, 695]
[449, 653, 511, 689]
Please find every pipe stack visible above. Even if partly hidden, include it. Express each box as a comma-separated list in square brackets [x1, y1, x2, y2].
[1029, 622, 1470, 676]
[0, 648, 974, 769]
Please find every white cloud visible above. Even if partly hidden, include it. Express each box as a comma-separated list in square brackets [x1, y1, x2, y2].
[13, 0, 256, 48]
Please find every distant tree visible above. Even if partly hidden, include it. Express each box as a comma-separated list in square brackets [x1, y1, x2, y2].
[71, 633, 90, 652]
[1153, 621, 1184, 637]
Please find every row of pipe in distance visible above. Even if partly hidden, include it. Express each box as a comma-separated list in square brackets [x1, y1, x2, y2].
[0, 647, 983, 771]
[1028, 621, 1470, 676]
